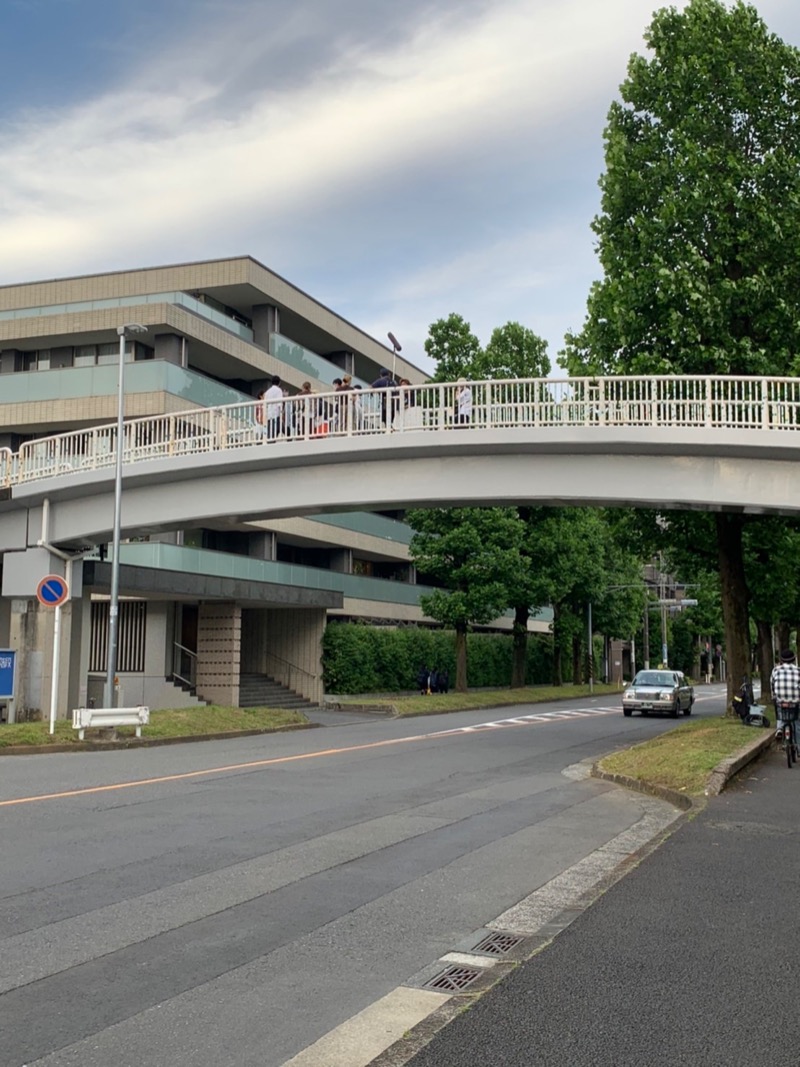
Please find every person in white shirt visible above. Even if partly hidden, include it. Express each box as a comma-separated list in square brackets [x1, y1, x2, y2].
[455, 378, 472, 427]
[263, 375, 284, 440]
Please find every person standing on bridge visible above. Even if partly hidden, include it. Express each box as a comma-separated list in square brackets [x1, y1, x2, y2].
[263, 375, 284, 441]
[455, 378, 472, 427]
[371, 368, 396, 428]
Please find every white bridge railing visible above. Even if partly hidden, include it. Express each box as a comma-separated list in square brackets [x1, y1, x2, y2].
[3, 375, 800, 489]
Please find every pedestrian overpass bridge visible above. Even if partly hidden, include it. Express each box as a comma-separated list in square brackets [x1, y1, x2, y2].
[1, 374, 800, 553]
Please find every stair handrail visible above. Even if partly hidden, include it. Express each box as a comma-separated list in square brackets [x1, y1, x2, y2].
[172, 641, 197, 689]
[260, 651, 317, 682]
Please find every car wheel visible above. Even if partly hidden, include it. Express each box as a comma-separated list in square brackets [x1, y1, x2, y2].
[623, 707, 632, 717]
[669, 700, 679, 718]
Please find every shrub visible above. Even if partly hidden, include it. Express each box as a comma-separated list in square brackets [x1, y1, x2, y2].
[322, 622, 553, 694]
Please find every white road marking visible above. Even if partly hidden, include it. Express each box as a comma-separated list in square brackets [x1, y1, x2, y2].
[436, 706, 618, 737]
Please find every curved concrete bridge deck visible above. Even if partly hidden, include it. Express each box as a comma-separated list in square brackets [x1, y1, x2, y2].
[1, 374, 799, 550]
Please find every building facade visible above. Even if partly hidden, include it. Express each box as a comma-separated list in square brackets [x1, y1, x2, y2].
[0, 256, 543, 719]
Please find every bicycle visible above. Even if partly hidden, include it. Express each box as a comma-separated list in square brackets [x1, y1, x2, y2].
[776, 702, 799, 768]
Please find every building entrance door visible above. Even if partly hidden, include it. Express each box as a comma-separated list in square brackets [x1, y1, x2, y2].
[173, 604, 198, 689]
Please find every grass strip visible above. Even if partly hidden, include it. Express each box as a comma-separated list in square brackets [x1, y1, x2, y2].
[0, 705, 307, 747]
[598, 717, 758, 796]
[339, 683, 619, 718]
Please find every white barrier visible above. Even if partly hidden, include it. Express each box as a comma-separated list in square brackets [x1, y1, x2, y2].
[72, 705, 149, 740]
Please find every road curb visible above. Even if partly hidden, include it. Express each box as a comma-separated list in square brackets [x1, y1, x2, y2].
[326, 688, 622, 719]
[0, 720, 319, 756]
[704, 728, 774, 795]
[324, 703, 398, 716]
[590, 764, 695, 809]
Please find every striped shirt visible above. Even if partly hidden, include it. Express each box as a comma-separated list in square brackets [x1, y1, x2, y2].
[770, 663, 800, 704]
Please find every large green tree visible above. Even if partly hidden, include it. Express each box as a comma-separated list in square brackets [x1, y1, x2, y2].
[560, 0, 800, 701]
[424, 314, 483, 383]
[407, 507, 523, 691]
[473, 322, 551, 380]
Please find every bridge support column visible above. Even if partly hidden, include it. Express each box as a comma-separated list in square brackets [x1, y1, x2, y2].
[196, 602, 241, 707]
[4, 599, 85, 722]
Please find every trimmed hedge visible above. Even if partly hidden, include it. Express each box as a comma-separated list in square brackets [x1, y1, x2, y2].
[322, 622, 553, 694]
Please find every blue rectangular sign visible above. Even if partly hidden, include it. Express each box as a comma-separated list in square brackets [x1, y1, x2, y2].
[0, 650, 16, 700]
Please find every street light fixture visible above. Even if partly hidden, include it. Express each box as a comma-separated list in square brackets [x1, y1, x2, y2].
[387, 332, 402, 379]
[104, 322, 147, 709]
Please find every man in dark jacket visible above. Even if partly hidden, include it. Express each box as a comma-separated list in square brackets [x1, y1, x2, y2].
[371, 368, 396, 426]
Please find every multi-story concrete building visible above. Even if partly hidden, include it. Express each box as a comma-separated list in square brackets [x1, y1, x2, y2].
[0, 256, 445, 715]
[0, 256, 547, 720]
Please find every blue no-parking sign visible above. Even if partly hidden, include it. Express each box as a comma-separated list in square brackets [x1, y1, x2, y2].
[37, 574, 70, 608]
[0, 650, 16, 699]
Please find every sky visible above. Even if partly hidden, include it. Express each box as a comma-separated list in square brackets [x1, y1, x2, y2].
[2, 0, 800, 375]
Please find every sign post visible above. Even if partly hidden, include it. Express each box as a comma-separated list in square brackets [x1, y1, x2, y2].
[0, 650, 17, 724]
[37, 574, 70, 735]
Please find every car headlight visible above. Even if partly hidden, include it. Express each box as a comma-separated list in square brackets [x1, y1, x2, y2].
[660, 691, 675, 700]
[623, 690, 634, 701]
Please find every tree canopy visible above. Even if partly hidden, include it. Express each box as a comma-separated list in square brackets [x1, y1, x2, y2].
[558, 0, 800, 703]
[408, 507, 523, 691]
[425, 314, 482, 383]
[561, 0, 800, 378]
[425, 313, 550, 382]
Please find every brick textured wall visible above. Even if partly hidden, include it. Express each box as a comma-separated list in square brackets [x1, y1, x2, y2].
[196, 602, 241, 707]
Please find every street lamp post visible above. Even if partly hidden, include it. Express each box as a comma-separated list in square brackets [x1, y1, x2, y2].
[104, 323, 147, 709]
[387, 332, 402, 380]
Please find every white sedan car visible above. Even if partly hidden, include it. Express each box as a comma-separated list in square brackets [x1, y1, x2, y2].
[622, 670, 694, 718]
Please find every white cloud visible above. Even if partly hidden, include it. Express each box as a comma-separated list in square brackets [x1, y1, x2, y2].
[3, 0, 800, 377]
[0, 0, 667, 276]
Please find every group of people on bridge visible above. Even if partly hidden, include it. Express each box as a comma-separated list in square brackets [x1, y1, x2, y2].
[255, 371, 474, 440]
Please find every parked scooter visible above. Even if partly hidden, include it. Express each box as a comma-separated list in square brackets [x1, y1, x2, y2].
[731, 675, 770, 727]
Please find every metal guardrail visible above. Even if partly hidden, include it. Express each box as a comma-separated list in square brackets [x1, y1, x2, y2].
[7, 375, 800, 488]
[0, 448, 14, 489]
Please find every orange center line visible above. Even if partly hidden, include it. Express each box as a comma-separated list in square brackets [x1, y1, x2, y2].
[0, 711, 602, 808]
[0, 731, 440, 808]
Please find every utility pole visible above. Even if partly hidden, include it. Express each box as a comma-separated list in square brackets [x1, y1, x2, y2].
[643, 597, 650, 670]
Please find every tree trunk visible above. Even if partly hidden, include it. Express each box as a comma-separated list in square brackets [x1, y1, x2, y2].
[511, 605, 528, 688]
[455, 623, 468, 692]
[776, 622, 790, 654]
[715, 513, 750, 714]
[754, 618, 773, 703]
[572, 634, 582, 685]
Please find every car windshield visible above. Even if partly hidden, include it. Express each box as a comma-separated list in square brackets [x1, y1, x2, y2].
[634, 671, 677, 686]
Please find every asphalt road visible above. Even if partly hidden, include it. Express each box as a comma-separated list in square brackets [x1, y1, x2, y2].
[0, 688, 726, 1067]
[405, 721, 798, 1067]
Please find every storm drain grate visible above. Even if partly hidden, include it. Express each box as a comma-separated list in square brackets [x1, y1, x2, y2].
[424, 966, 482, 992]
[473, 931, 524, 956]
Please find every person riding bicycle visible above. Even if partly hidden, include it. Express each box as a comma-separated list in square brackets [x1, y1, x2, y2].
[770, 649, 800, 741]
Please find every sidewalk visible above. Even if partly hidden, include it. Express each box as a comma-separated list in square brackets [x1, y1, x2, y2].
[396, 742, 798, 1067]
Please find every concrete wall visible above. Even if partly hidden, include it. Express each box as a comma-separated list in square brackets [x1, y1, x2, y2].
[0, 598, 10, 646]
[240, 609, 268, 673]
[8, 599, 84, 721]
[196, 602, 241, 706]
[263, 608, 326, 704]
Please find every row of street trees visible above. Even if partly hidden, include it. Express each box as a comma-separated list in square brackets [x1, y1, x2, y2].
[408, 503, 648, 692]
[407, 314, 648, 692]
[559, 0, 800, 701]
[410, 1, 800, 702]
